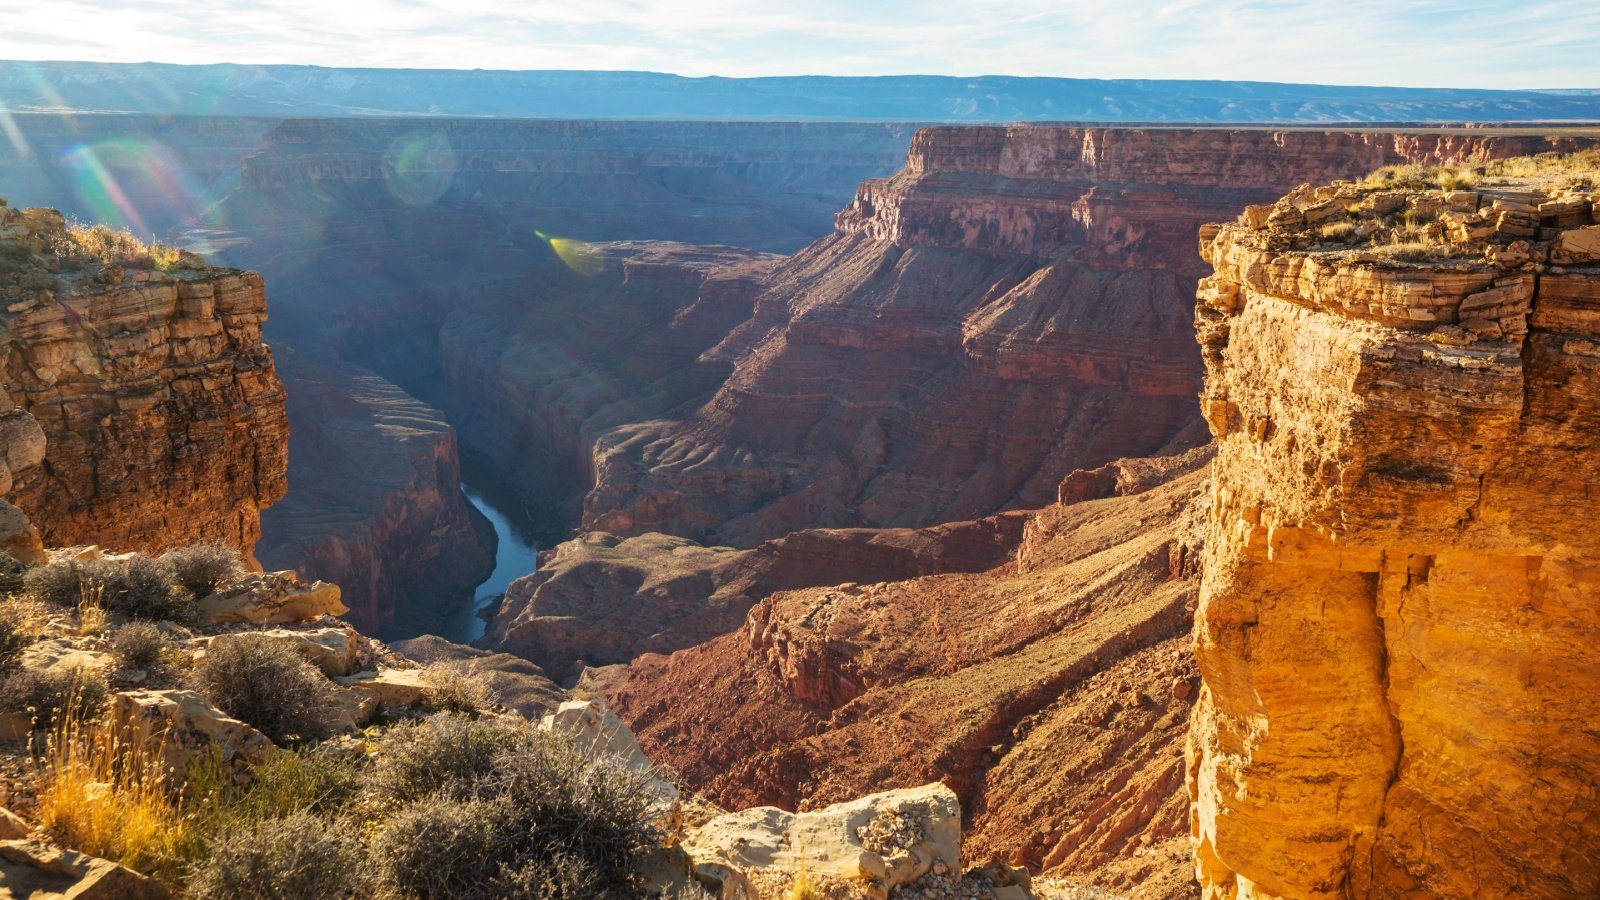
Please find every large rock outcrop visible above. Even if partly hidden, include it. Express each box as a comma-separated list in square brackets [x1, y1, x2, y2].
[582, 127, 1600, 547]
[1188, 156, 1600, 898]
[0, 201, 287, 558]
[601, 459, 1209, 896]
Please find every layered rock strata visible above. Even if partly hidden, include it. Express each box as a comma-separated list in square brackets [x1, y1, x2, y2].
[601, 461, 1208, 896]
[584, 127, 1600, 547]
[486, 510, 1028, 678]
[0, 201, 287, 558]
[1188, 156, 1600, 898]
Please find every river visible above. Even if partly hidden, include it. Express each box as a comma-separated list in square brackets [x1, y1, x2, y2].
[427, 457, 546, 644]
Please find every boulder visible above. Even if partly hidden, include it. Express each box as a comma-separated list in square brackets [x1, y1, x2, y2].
[0, 838, 170, 899]
[333, 667, 426, 708]
[17, 640, 112, 676]
[683, 783, 961, 900]
[0, 502, 44, 567]
[195, 571, 346, 625]
[322, 685, 380, 733]
[1552, 223, 1600, 264]
[540, 699, 678, 806]
[206, 626, 365, 677]
[109, 689, 273, 776]
[0, 808, 28, 841]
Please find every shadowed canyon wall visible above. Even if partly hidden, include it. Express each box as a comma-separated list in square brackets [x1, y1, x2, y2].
[1189, 171, 1600, 897]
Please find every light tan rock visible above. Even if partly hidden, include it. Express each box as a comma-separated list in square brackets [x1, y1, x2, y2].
[322, 685, 379, 733]
[683, 783, 961, 900]
[0, 501, 45, 566]
[109, 689, 273, 776]
[332, 667, 426, 707]
[0, 838, 169, 899]
[206, 626, 364, 677]
[194, 571, 346, 624]
[17, 640, 112, 676]
[541, 699, 679, 807]
[0, 808, 29, 841]
[1552, 223, 1600, 264]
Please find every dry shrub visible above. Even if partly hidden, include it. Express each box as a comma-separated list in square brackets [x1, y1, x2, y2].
[32, 697, 190, 876]
[365, 714, 527, 807]
[0, 551, 26, 596]
[25, 556, 188, 622]
[110, 622, 168, 670]
[159, 542, 245, 599]
[187, 809, 365, 900]
[1, 665, 110, 728]
[190, 635, 330, 743]
[0, 600, 40, 668]
[420, 661, 495, 716]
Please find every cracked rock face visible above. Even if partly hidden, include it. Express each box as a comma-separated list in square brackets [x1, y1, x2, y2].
[0, 203, 288, 558]
[1188, 162, 1600, 898]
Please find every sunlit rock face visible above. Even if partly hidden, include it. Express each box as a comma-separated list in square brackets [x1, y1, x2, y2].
[584, 126, 1600, 547]
[1189, 163, 1600, 898]
[0, 203, 287, 558]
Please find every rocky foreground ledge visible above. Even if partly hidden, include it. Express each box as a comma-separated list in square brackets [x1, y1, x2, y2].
[1190, 153, 1600, 898]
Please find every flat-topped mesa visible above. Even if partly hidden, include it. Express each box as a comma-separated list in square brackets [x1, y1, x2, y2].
[1188, 153, 1600, 899]
[0, 202, 288, 558]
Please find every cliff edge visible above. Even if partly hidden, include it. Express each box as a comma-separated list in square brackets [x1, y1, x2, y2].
[0, 202, 287, 559]
[1189, 154, 1600, 897]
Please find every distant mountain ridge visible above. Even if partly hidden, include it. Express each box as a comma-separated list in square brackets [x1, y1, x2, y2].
[4, 61, 1600, 122]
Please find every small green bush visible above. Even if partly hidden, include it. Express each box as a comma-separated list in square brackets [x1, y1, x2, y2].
[420, 662, 494, 716]
[0, 665, 109, 727]
[229, 749, 363, 821]
[25, 556, 188, 621]
[366, 714, 528, 807]
[190, 635, 330, 743]
[109, 622, 166, 670]
[159, 543, 245, 599]
[187, 809, 365, 900]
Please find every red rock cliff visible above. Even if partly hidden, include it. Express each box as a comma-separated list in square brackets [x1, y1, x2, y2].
[0, 201, 287, 558]
[584, 126, 1595, 547]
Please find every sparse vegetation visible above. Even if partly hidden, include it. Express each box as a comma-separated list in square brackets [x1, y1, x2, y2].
[189, 635, 330, 743]
[33, 705, 192, 877]
[187, 809, 365, 900]
[0, 601, 39, 669]
[25, 556, 189, 621]
[365, 714, 529, 807]
[110, 622, 167, 670]
[1, 665, 110, 727]
[1318, 221, 1358, 243]
[0, 551, 27, 596]
[49, 223, 194, 273]
[159, 542, 245, 599]
[420, 661, 495, 716]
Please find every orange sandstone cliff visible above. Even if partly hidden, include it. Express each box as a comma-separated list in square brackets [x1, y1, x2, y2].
[0, 202, 287, 558]
[1188, 158, 1600, 897]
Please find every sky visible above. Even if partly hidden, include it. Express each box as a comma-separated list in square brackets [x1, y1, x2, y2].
[0, 0, 1596, 90]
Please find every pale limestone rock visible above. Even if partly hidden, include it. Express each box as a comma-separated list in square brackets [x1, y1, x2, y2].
[0, 808, 29, 841]
[540, 699, 679, 807]
[17, 640, 112, 675]
[684, 783, 961, 900]
[0, 838, 169, 899]
[195, 571, 346, 624]
[333, 667, 426, 707]
[206, 626, 364, 677]
[109, 689, 273, 776]
[1552, 223, 1600, 264]
[0, 501, 44, 566]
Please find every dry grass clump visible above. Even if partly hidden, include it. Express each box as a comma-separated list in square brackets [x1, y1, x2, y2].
[189, 635, 331, 743]
[0, 551, 27, 597]
[420, 661, 495, 716]
[1318, 221, 1358, 243]
[0, 600, 40, 669]
[158, 542, 245, 599]
[1360, 164, 1478, 192]
[1483, 147, 1600, 180]
[32, 698, 191, 876]
[50, 223, 192, 272]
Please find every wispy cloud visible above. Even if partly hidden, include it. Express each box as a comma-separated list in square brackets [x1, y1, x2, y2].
[0, 0, 1594, 88]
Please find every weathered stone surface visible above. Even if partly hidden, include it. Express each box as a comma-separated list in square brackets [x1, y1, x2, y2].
[0, 809, 28, 841]
[0, 206, 287, 559]
[684, 783, 960, 900]
[0, 502, 44, 566]
[540, 699, 678, 807]
[485, 512, 1028, 678]
[206, 626, 365, 677]
[109, 689, 273, 775]
[604, 466, 1207, 893]
[194, 571, 346, 625]
[332, 666, 426, 708]
[0, 838, 169, 899]
[1188, 164, 1600, 898]
[389, 635, 564, 717]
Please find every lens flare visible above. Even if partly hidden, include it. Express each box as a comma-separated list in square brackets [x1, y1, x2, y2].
[535, 230, 604, 276]
[58, 138, 209, 237]
[0, 96, 30, 160]
[382, 130, 456, 207]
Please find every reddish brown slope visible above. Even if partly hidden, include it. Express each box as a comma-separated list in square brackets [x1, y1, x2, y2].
[600, 458, 1209, 895]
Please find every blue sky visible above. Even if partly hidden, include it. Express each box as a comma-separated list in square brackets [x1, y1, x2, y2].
[0, 0, 1596, 89]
